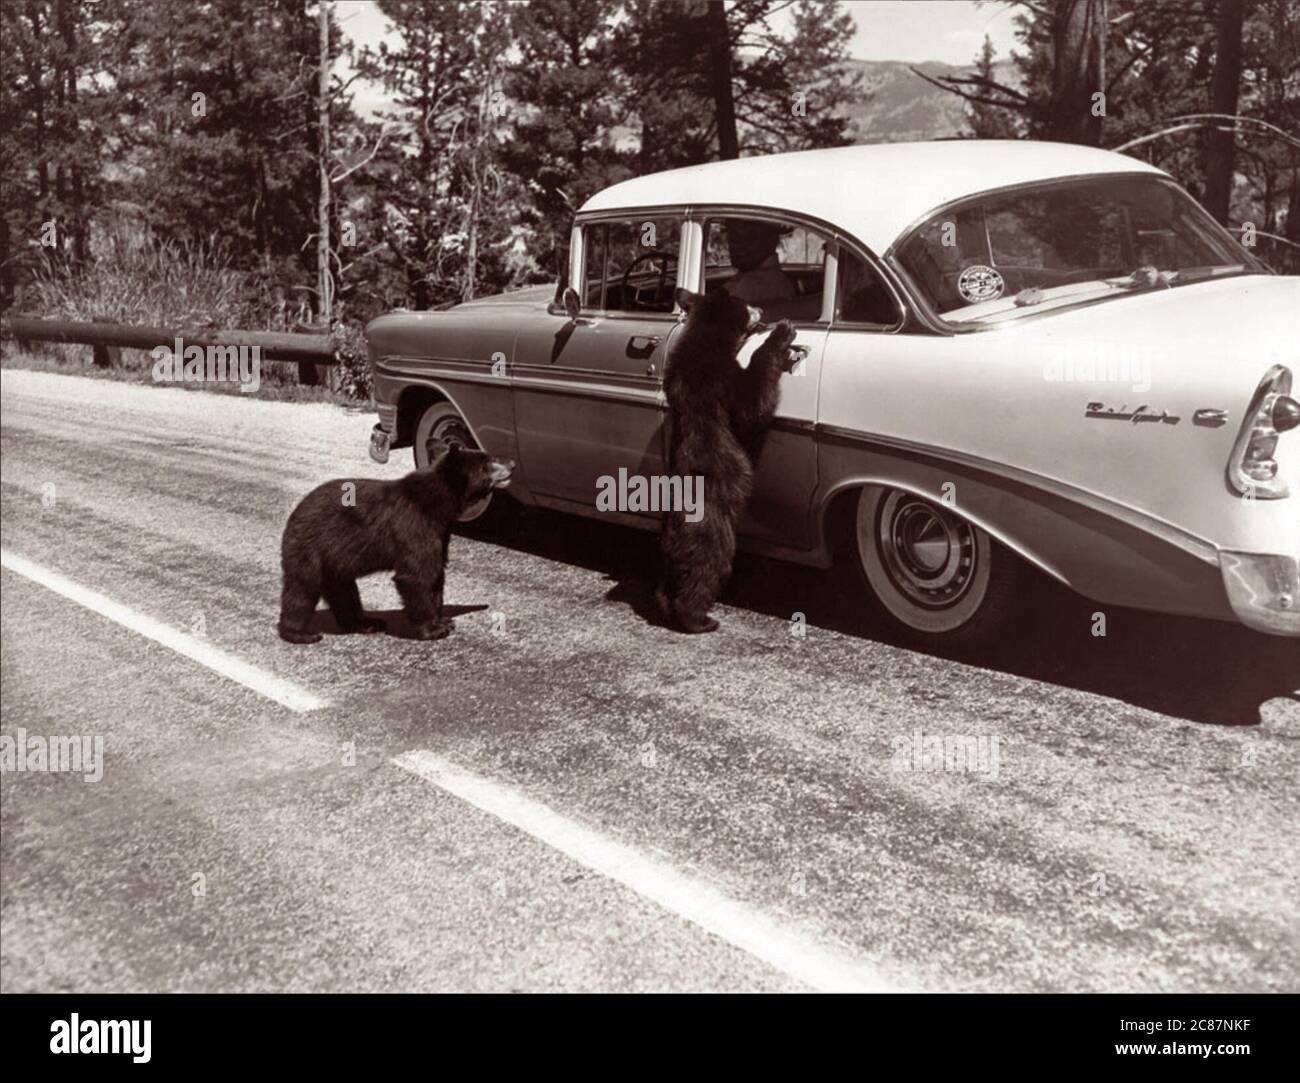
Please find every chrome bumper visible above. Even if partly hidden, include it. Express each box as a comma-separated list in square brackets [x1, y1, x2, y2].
[369, 423, 391, 464]
[1220, 551, 1300, 636]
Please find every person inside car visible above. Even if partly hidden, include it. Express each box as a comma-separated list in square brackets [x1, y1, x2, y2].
[723, 220, 797, 306]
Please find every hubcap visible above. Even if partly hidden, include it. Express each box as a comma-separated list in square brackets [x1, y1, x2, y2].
[422, 413, 490, 521]
[876, 493, 977, 609]
[426, 416, 471, 459]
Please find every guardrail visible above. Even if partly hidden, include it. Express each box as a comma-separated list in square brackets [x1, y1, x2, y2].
[0, 315, 337, 365]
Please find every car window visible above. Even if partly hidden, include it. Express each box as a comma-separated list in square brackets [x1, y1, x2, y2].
[703, 216, 828, 322]
[835, 248, 900, 326]
[582, 216, 681, 314]
[583, 224, 607, 307]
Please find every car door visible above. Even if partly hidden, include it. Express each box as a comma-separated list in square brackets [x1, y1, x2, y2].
[691, 213, 836, 551]
[511, 214, 684, 514]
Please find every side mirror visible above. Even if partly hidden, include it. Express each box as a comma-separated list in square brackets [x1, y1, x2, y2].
[562, 287, 581, 319]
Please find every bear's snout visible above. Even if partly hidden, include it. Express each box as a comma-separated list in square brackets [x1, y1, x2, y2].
[488, 458, 514, 488]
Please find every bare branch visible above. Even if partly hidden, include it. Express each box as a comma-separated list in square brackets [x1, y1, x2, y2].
[329, 70, 365, 101]
[908, 66, 1030, 108]
[1113, 116, 1300, 153]
[331, 125, 393, 183]
[1230, 227, 1300, 251]
[1169, 113, 1300, 151]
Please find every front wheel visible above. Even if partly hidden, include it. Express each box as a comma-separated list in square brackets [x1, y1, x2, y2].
[854, 486, 1020, 648]
[413, 401, 517, 532]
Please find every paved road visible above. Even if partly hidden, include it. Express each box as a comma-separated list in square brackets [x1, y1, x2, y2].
[1, 368, 1297, 992]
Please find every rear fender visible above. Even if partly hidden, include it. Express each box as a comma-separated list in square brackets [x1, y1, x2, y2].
[815, 433, 1233, 622]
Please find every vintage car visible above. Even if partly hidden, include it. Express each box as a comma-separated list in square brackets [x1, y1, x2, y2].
[366, 140, 1300, 644]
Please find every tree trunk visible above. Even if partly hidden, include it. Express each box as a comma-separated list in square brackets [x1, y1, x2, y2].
[1203, 0, 1245, 225]
[705, 0, 738, 159]
[317, 2, 331, 326]
[56, 0, 87, 267]
[1285, 168, 1300, 246]
[27, 2, 49, 209]
[463, 79, 489, 304]
[303, 0, 331, 387]
[1045, 0, 1105, 146]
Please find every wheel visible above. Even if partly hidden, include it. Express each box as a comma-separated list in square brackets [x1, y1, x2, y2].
[854, 486, 1020, 647]
[412, 401, 517, 531]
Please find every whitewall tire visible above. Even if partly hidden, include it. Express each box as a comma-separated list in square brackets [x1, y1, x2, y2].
[854, 486, 1019, 646]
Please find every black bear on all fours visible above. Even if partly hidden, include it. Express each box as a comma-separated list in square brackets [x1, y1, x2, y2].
[277, 444, 513, 644]
[657, 288, 800, 634]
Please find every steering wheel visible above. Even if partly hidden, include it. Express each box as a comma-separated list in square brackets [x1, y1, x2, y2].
[620, 251, 678, 310]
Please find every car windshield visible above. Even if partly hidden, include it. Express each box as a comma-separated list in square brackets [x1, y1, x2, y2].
[893, 175, 1265, 327]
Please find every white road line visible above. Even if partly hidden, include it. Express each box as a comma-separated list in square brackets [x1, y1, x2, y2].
[393, 748, 897, 993]
[1, 549, 328, 713]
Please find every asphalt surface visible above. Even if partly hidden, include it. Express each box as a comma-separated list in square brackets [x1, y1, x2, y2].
[1, 367, 1297, 993]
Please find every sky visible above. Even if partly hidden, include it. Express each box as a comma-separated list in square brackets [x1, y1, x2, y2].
[334, 0, 1023, 115]
[838, 1, 1019, 65]
[336, 0, 1020, 64]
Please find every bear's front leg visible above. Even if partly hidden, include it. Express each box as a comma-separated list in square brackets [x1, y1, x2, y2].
[394, 566, 452, 641]
[732, 319, 796, 430]
[423, 570, 453, 640]
[278, 568, 324, 644]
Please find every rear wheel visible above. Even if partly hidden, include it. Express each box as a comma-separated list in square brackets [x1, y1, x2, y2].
[854, 486, 1020, 648]
[412, 401, 517, 531]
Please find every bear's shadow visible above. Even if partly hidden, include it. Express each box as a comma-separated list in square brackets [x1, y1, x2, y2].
[491, 505, 1300, 728]
[311, 604, 489, 640]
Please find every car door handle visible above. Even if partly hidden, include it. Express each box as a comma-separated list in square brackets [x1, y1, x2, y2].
[627, 334, 660, 361]
[786, 344, 810, 374]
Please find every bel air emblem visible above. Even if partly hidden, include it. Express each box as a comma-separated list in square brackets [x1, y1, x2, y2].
[1085, 402, 1181, 424]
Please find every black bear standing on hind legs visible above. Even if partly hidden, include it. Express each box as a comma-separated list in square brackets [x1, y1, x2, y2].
[277, 444, 513, 644]
[656, 287, 800, 633]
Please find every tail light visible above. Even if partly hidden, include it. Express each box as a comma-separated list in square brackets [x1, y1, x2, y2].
[1227, 365, 1296, 499]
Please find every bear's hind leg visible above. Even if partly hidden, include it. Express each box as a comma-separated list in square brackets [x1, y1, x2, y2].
[671, 561, 724, 634]
[662, 514, 732, 634]
[278, 571, 323, 644]
[323, 576, 384, 634]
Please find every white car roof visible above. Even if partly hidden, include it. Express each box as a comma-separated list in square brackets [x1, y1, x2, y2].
[579, 140, 1167, 254]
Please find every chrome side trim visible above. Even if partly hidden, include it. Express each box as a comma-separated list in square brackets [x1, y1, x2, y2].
[379, 355, 665, 409]
[816, 422, 1220, 566]
[511, 362, 661, 393]
[770, 416, 817, 436]
[377, 356, 504, 388]
[511, 378, 664, 407]
[376, 356, 1217, 575]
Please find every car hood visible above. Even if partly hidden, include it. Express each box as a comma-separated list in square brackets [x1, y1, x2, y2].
[451, 284, 555, 310]
[1003, 274, 1299, 374]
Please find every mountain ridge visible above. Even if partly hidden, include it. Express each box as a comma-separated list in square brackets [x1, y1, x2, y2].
[839, 56, 1020, 143]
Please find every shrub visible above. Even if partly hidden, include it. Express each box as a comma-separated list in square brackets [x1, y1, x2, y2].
[331, 321, 373, 401]
[30, 219, 253, 329]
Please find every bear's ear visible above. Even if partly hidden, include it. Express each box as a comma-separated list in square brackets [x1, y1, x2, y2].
[433, 440, 463, 467]
[674, 288, 702, 314]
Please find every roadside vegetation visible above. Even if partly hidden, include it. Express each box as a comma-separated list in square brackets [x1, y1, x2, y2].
[2, 0, 1295, 405]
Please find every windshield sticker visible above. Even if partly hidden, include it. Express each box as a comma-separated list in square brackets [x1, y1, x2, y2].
[957, 264, 1004, 304]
